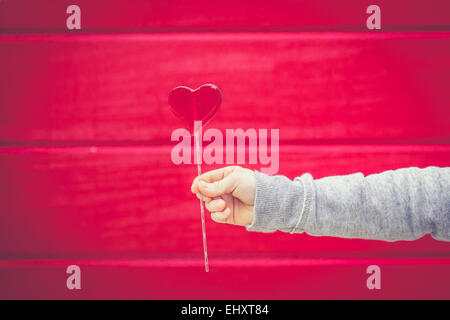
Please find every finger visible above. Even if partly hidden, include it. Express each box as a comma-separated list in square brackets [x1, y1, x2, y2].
[205, 198, 226, 213]
[196, 192, 212, 203]
[191, 166, 239, 194]
[198, 173, 238, 198]
[191, 176, 200, 194]
[211, 207, 231, 223]
[198, 166, 237, 183]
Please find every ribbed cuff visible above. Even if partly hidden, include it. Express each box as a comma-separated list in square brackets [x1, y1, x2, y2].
[246, 170, 314, 233]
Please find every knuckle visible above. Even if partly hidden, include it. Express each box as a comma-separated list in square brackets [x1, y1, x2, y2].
[213, 180, 223, 193]
[229, 172, 240, 186]
[230, 165, 241, 172]
[230, 171, 239, 180]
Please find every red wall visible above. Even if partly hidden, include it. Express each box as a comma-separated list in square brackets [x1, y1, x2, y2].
[0, 0, 449, 299]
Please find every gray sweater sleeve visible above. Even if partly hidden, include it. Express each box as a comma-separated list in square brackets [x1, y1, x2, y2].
[246, 166, 450, 241]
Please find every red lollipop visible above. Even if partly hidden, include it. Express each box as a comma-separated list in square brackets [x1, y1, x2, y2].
[168, 84, 222, 273]
[168, 84, 222, 134]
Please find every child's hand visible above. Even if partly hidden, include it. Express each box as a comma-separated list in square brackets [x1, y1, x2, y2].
[191, 166, 255, 226]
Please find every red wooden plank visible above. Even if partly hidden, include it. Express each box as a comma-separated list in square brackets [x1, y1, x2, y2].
[0, 33, 449, 143]
[0, 145, 448, 256]
[0, 258, 449, 299]
[1, 0, 449, 32]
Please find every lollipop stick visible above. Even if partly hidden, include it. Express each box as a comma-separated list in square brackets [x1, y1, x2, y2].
[194, 131, 209, 272]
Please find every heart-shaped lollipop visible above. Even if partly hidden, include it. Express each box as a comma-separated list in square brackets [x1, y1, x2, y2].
[168, 84, 222, 134]
[168, 84, 222, 273]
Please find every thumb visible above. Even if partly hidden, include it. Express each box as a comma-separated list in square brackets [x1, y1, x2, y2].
[198, 173, 238, 198]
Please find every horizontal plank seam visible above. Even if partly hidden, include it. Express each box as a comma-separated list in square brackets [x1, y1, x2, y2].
[0, 140, 449, 148]
[0, 258, 449, 267]
[1, 31, 450, 41]
[1, 26, 450, 34]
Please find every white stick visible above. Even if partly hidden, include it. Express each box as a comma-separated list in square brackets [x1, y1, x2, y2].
[194, 132, 209, 272]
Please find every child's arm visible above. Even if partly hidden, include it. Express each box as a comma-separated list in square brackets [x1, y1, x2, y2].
[191, 166, 450, 241]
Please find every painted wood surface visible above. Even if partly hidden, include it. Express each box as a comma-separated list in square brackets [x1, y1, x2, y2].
[1, 0, 450, 32]
[1, 33, 449, 143]
[0, 145, 448, 256]
[1, 258, 449, 299]
[0, 2, 449, 299]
